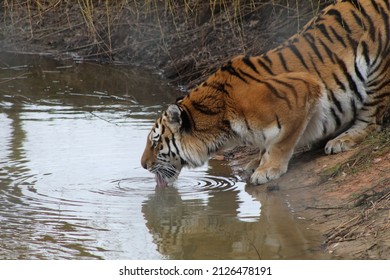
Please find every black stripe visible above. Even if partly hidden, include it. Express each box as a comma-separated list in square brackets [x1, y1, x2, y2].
[351, 98, 357, 118]
[170, 134, 181, 157]
[346, 35, 359, 50]
[275, 114, 282, 130]
[285, 76, 314, 92]
[181, 105, 196, 131]
[260, 81, 292, 109]
[271, 77, 298, 102]
[220, 61, 248, 83]
[370, 33, 383, 69]
[288, 44, 309, 69]
[244, 118, 252, 132]
[356, 117, 370, 124]
[369, 78, 390, 92]
[361, 41, 370, 65]
[332, 73, 347, 91]
[343, 0, 360, 8]
[329, 89, 344, 114]
[242, 56, 259, 74]
[354, 60, 365, 82]
[358, 1, 376, 41]
[368, 59, 390, 88]
[262, 54, 273, 66]
[311, 55, 324, 80]
[303, 33, 324, 63]
[373, 105, 387, 119]
[208, 82, 230, 95]
[351, 10, 365, 29]
[317, 23, 334, 43]
[179, 106, 193, 133]
[370, 0, 381, 13]
[221, 119, 232, 133]
[374, 91, 390, 101]
[271, 77, 298, 94]
[319, 39, 336, 63]
[257, 58, 275, 75]
[191, 101, 219, 115]
[329, 26, 347, 48]
[239, 69, 262, 83]
[322, 120, 328, 136]
[379, 6, 390, 49]
[311, 58, 343, 114]
[327, 9, 351, 33]
[330, 107, 342, 128]
[335, 56, 364, 102]
[164, 137, 171, 155]
[364, 99, 386, 107]
[277, 52, 291, 72]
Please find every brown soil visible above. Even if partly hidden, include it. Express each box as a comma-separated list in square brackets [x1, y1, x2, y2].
[221, 128, 390, 259]
[1, 1, 389, 259]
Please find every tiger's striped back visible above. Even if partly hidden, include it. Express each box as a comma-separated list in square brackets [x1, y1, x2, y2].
[141, 0, 390, 186]
[226, 0, 390, 143]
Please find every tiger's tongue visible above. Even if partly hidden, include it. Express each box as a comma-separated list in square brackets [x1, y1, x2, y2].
[155, 174, 168, 188]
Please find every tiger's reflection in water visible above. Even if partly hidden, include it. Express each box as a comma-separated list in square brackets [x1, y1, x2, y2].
[141, 161, 328, 260]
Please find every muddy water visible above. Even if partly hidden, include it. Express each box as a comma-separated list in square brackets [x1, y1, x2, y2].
[0, 53, 328, 259]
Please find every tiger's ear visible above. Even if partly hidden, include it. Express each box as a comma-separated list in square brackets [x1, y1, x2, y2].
[166, 104, 182, 125]
[165, 104, 192, 133]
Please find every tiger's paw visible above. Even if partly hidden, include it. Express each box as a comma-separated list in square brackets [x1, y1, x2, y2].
[325, 135, 356, 154]
[250, 166, 287, 185]
[244, 158, 261, 173]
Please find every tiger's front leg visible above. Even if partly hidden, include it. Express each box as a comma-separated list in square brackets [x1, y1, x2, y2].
[250, 144, 292, 185]
[249, 118, 309, 185]
[244, 149, 264, 173]
[250, 153, 289, 185]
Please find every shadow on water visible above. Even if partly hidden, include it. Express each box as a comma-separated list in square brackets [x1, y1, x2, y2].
[0, 52, 329, 259]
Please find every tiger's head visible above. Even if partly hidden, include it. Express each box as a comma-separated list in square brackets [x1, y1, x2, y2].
[141, 104, 192, 187]
[141, 73, 235, 187]
[141, 98, 231, 186]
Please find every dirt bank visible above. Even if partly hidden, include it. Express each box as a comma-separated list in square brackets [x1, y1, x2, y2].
[1, 1, 389, 259]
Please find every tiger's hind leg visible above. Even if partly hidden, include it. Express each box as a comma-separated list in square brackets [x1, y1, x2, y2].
[324, 119, 378, 154]
[325, 71, 390, 154]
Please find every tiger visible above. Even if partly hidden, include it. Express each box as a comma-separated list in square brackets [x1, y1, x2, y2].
[141, 0, 390, 186]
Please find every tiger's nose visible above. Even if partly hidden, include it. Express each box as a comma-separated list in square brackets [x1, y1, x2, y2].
[141, 158, 149, 170]
[140, 157, 153, 170]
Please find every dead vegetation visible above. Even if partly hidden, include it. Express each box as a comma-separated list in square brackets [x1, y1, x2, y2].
[322, 128, 390, 178]
[1, 0, 332, 86]
[317, 128, 390, 259]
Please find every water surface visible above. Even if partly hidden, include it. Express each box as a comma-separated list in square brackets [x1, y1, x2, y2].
[0, 53, 327, 259]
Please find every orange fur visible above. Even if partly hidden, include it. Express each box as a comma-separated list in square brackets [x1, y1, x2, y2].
[141, 0, 390, 185]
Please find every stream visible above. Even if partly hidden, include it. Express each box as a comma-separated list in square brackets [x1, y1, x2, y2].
[0, 53, 328, 259]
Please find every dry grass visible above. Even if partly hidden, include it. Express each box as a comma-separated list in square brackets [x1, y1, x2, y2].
[1, 0, 332, 83]
[1, 1, 326, 48]
[322, 128, 390, 178]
